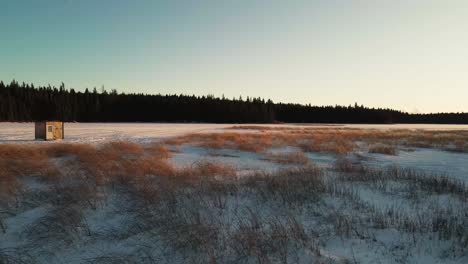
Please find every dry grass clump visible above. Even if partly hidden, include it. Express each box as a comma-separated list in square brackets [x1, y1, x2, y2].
[167, 128, 431, 156]
[71, 142, 175, 185]
[177, 160, 236, 180]
[200, 133, 273, 153]
[166, 130, 358, 155]
[121, 160, 236, 206]
[42, 143, 95, 158]
[0, 144, 59, 199]
[243, 166, 325, 205]
[231, 212, 316, 263]
[99, 141, 144, 158]
[144, 142, 171, 159]
[0, 145, 56, 177]
[453, 140, 468, 152]
[337, 165, 468, 199]
[368, 144, 398, 155]
[401, 130, 468, 151]
[165, 132, 275, 153]
[0, 249, 34, 264]
[0, 141, 179, 199]
[383, 167, 468, 197]
[129, 163, 327, 262]
[297, 138, 355, 155]
[159, 207, 222, 255]
[0, 141, 188, 200]
[24, 205, 91, 246]
[325, 168, 468, 248]
[274, 129, 358, 155]
[228, 126, 468, 153]
[264, 151, 310, 165]
[369, 206, 468, 245]
[333, 158, 365, 173]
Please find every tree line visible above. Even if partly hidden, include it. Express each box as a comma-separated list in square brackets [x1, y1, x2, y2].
[0, 80, 467, 124]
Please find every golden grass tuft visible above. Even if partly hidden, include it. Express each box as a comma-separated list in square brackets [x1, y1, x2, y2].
[144, 143, 171, 159]
[368, 144, 398, 155]
[0, 141, 178, 190]
[333, 158, 365, 173]
[196, 128, 468, 154]
[43, 143, 95, 158]
[69, 142, 174, 185]
[165, 132, 273, 153]
[177, 160, 236, 180]
[99, 141, 144, 158]
[0, 144, 59, 198]
[264, 151, 310, 165]
[453, 140, 468, 152]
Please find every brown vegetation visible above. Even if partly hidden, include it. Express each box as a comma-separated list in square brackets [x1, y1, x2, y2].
[0, 141, 177, 199]
[175, 127, 468, 154]
[264, 151, 310, 165]
[368, 144, 398, 155]
[2, 136, 468, 262]
[0, 144, 58, 199]
[165, 129, 359, 155]
[165, 127, 466, 159]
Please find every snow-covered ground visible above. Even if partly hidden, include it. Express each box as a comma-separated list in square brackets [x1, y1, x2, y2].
[0, 123, 230, 143]
[1, 123, 468, 263]
[361, 149, 468, 183]
[1, 122, 468, 143]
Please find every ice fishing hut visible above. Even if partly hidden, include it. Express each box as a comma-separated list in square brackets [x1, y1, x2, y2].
[35, 121, 64, 141]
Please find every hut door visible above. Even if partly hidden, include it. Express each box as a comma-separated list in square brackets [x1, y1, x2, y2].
[46, 125, 54, 140]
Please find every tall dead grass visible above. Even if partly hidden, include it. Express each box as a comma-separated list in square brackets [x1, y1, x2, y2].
[0, 144, 59, 199]
[4, 137, 468, 262]
[368, 144, 398, 155]
[264, 151, 310, 165]
[225, 127, 468, 153]
[169, 132, 273, 153]
[243, 166, 326, 206]
[0, 141, 177, 203]
[338, 165, 468, 198]
[175, 161, 236, 185]
[165, 130, 358, 155]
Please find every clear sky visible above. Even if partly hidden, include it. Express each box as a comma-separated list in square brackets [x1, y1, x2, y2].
[1, 0, 467, 113]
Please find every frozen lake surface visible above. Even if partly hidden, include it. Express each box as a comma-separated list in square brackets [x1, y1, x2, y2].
[1, 122, 468, 143]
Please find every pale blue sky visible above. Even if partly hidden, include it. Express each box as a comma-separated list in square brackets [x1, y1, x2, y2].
[1, 0, 467, 113]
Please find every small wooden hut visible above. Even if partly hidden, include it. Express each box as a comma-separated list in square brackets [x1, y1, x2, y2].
[35, 121, 64, 141]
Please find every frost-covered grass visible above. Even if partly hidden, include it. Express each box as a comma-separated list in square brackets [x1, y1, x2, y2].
[1, 127, 468, 263]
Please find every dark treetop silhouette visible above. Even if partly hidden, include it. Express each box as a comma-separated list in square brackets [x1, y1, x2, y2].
[0, 80, 467, 124]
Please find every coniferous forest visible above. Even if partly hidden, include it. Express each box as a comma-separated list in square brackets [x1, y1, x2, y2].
[0, 80, 467, 124]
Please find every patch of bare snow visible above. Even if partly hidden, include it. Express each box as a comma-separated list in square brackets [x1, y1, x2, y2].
[363, 149, 468, 182]
[170, 145, 292, 172]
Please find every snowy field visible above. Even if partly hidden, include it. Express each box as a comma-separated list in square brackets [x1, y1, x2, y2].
[1, 124, 468, 263]
[1, 122, 468, 143]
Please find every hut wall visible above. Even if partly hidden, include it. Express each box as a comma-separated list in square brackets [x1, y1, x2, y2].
[35, 121, 64, 140]
[50, 122, 64, 139]
[35, 122, 46, 140]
